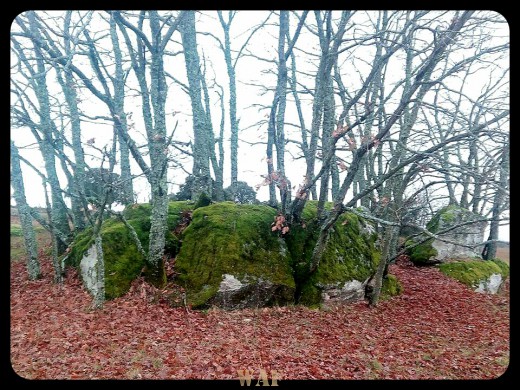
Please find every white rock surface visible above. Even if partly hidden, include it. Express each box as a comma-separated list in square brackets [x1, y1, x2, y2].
[79, 244, 99, 297]
[431, 208, 487, 262]
[218, 274, 244, 292]
[322, 279, 366, 303]
[475, 273, 503, 294]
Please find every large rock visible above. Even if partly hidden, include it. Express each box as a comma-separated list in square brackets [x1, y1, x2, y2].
[175, 202, 295, 308]
[407, 205, 487, 265]
[176, 201, 383, 309]
[66, 200, 386, 309]
[439, 259, 509, 294]
[64, 201, 194, 299]
[475, 274, 503, 294]
[285, 202, 381, 306]
[210, 274, 292, 310]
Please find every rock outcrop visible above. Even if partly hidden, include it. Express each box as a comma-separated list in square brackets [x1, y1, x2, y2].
[65, 201, 387, 309]
[285, 203, 381, 306]
[407, 205, 487, 265]
[64, 201, 194, 299]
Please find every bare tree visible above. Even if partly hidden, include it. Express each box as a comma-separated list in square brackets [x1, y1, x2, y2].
[10, 141, 41, 280]
[179, 11, 217, 200]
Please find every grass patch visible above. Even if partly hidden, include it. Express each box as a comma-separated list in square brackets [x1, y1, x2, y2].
[10, 226, 51, 263]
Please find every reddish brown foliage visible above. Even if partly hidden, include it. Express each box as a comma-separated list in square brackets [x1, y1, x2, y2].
[173, 210, 193, 236]
[10, 255, 509, 380]
[271, 214, 289, 235]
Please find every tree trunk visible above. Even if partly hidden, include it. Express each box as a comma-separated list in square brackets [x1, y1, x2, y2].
[266, 103, 278, 207]
[110, 15, 134, 205]
[201, 66, 224, 201]
[368, 226, 393, 307]
[482, 142, 509, 260]
[144, 11, 171, 287]
[218, 12, 239, 199]
[317, 75, 336, 218]
[180, 11, 213, 200]
[11, 141, 41, 280]
[274, 11, 289, 212]
[59, 11, 87, 231]
[28, 11, 71, 254]
[92, 234, 105, 308]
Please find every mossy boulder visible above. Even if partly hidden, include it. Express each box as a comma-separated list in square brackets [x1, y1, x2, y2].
[175, 202, 295, 309]
[406, 205, 486, 265]
[439, 259, 509, 294]
[405, 238, 438, 265]
[194, 192, 212, 209]
[66, 200, 384, 309]
[64, 201, 194, 299]
[285, 201, 380, 306]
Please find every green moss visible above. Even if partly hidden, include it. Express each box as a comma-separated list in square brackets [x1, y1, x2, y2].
[100, 220, 147, 298]
[439, 259, 509, 288]
[65, 200, 383, 307]
[492, 258, 510, 278]
[175, 202, 295, 308]
[65, 201, 193, 299]
[406, 238, 438, 264]
[284, 201, 380, 305]
[426, 204, 462, 233]
[298, 283, 323, 307]
[10, 225, 23, 237]
[65, 227, 94, 268]
[380, 274, 403, 299]
[194, 192, 212, 210]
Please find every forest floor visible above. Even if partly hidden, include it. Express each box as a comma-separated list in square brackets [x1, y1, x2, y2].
[10, 246, 509, 380]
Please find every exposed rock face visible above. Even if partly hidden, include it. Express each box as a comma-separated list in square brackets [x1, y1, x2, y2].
[321, 279, 367, 303]
[431, 207, 487, 261]
[475, 274, 503, 294]
[408, 205, 487, 264]
[79, 244, 100, 298]
[209, 274, 295, 310]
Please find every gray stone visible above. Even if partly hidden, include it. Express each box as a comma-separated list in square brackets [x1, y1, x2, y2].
[321, 279, 368, 304]
[431, 206, 487, 262]
[79, 244, 100, 297]
[210, 273, 293, 310]
[218, 274, 244, 292]
[475, 273, 503, 294]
